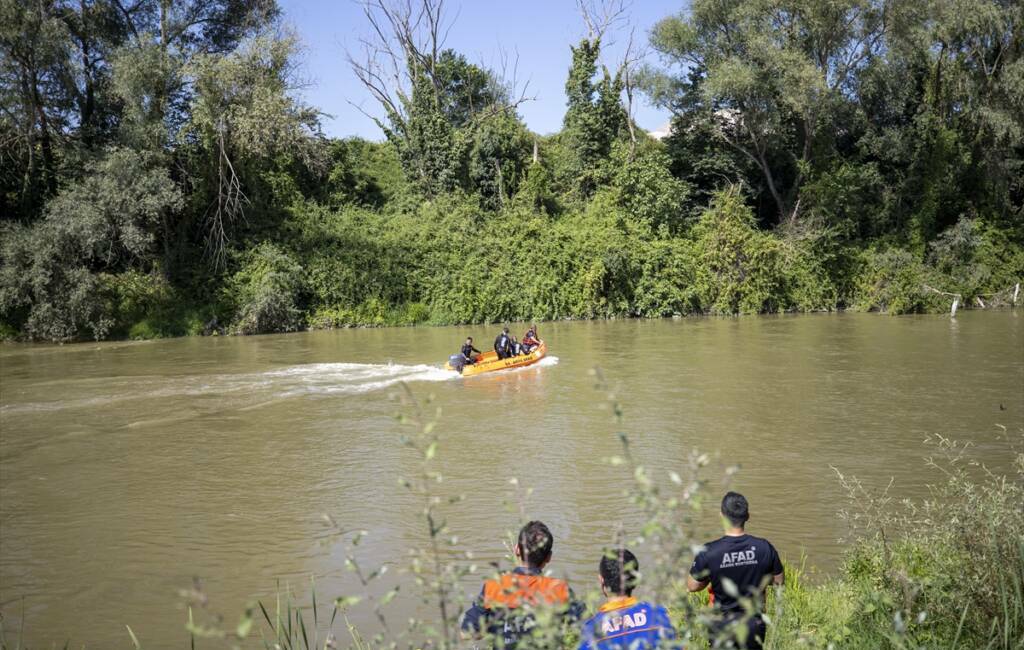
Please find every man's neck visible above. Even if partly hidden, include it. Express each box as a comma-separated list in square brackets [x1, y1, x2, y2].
[725, 526, 746, 537]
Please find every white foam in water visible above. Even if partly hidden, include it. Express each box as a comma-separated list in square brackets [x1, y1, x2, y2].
[270, 362, 458, 397]
[3, 357, 559, 415]
[2, 362, 460, 415]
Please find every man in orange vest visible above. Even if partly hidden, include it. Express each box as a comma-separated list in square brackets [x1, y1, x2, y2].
[461, 520, 584, 648]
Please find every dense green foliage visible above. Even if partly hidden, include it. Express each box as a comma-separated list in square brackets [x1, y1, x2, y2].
[1, 0, 1021, 342]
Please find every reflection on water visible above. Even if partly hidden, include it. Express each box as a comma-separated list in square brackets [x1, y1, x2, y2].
[1, 312, 1021, 647]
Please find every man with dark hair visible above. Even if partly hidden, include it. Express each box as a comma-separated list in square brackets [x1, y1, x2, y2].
[578, 549, 680, 650]
[494, 327, 513, 359]
[461, 337, 481, 364]
[462, 520, 584, 648]
[688, 492, 784, 649]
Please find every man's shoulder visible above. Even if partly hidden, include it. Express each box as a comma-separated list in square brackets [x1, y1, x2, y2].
[744, 533, 777, 550]
[632, 601, 672, 623]
[697, 535, 730, 553]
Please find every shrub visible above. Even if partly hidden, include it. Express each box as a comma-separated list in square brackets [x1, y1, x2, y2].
[834, 432, 1024, 648]
[226, 242, 305, 334]
[0, 149, 182, 342]
[692, 188, 787, 314]
[607, 141, 691, 232]
[853, 248, 941, 314]
[633, 238, 700, 317]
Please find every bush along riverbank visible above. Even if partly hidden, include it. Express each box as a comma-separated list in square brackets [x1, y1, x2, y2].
[2, 1, 1023, 342]
[3, 181, 1022, 343]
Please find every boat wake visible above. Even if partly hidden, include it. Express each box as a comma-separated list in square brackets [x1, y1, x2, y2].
[2, 362, 459, 415]
[267, 362, 458, 397]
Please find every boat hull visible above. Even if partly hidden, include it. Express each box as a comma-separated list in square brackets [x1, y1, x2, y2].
[446, 341, 547, 376]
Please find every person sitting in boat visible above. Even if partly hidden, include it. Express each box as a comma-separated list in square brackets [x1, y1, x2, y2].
[578, 548, 681, 650]
[521, 325, 540, 354]
[461, 520, 585, 649]
[494, 327, 514, 359]
[461, 337, 481, 364]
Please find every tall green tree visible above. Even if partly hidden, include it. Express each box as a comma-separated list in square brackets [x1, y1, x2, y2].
[349, 0, 530, 198]
[646, 0, 890, 223]
[561, 36, 627, 199]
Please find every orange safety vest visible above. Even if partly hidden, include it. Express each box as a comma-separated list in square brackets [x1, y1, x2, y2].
[482, 573, 570, 610]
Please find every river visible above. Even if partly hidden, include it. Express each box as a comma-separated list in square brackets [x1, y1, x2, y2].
[1, 312, 1021, 647]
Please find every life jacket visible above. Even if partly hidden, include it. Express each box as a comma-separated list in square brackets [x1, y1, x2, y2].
[476, 571, 574, 649]
[482, 572, 570, 609]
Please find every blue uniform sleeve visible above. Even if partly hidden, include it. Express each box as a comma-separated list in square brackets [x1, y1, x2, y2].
[577, 617, 596, 650]
[653, 605, 681, 647]
[461, 588, 489, 632]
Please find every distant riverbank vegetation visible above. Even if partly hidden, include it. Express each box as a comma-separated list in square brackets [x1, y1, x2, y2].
[2, 0, 1022, 342]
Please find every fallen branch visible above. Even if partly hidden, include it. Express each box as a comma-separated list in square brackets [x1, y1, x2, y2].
[923, 284, 962, 317]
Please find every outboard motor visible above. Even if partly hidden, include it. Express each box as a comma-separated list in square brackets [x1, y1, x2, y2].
[448, 353, 466, 374]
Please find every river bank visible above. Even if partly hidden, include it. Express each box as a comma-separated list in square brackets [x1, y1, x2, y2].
[4, 184, 1023, 345]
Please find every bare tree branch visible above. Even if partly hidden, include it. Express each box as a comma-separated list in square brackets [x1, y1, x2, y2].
[348, 0, 535, 134]
[204, 120, 249, 270]
[576, 0, 629, 44]
[619, 26, 649, 155]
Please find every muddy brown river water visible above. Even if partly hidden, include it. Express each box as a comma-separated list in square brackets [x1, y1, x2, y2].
[1, 312, 1021, 647]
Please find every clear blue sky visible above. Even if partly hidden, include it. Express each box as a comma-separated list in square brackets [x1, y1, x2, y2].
[277, 0, 684, 140]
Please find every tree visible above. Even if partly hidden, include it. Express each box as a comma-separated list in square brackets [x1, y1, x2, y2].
[0, 0, 75, 217]
[0, 148, 182, 341]
[468, 109, 532, 210]
[561, 0, 630, 199]
[646, 0, 890, 223]
[184, 30, 323, 268]
[348, 0, 531, 197]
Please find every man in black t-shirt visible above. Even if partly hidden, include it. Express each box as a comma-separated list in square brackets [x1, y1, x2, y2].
[688, 492, 784, 649]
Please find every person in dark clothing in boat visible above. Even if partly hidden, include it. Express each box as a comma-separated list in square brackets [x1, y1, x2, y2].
[461, 520, 585, 649]
[448, 337, 482, 373]
[461, 337, 481, 364]
[688, 492, 785, 649]
[494, 327, 514, 359]
[521, 325, 540, 354]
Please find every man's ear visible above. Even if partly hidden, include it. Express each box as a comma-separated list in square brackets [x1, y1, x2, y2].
[513, 543, 522, 562]
[598, 573, 607, 596]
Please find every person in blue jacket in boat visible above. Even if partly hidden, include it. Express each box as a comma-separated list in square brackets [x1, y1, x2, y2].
[578, 548, 681, 650]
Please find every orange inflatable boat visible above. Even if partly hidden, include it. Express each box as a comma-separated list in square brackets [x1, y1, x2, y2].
[445, 341, 548, 376]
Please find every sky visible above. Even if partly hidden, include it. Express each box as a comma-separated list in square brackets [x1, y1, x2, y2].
[277, 0, 685, 140]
